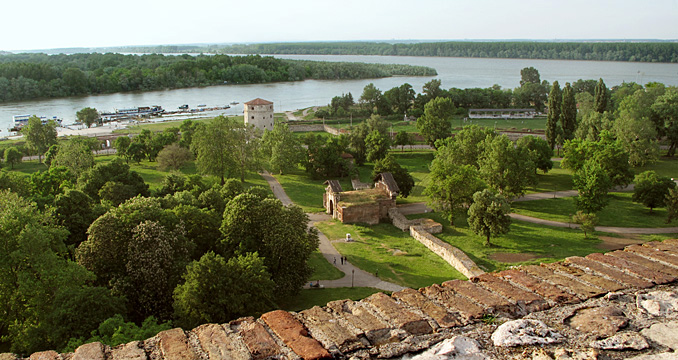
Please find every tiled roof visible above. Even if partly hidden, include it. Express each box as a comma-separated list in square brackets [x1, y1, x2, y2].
[244, 98, 273, 105]
[324, 180, 343, 193]
[376, 172, 400, 193]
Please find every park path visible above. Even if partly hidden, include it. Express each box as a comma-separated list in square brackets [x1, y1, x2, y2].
[259, 171, 406, 292]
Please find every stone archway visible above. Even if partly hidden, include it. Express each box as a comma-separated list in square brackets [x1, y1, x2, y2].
[329, 200, 334, 216]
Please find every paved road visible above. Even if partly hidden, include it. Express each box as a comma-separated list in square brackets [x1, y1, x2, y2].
[259, 171, 406, 291]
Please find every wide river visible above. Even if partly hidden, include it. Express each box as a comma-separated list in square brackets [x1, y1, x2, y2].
[1, 54, 678, 132]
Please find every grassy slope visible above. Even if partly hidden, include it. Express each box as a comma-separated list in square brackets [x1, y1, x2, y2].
[308, 251, 344, 281]
[278, 287, 384, 312]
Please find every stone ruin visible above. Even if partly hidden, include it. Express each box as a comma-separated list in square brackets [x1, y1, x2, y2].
[323, 173, 400, 225]
[9, 239, 678, 359]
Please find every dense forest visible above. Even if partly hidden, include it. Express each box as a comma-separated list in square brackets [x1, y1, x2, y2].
[0, 53, 436, 103]
[220, 41, 678, 63]
[61, 41, 678, 63]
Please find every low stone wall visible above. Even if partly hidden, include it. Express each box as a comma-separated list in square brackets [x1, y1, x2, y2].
[389, 208, 421, 231]
[339, 203, 380, 225]
[410, 226, 485, 279]
[289, 124, 325, 132]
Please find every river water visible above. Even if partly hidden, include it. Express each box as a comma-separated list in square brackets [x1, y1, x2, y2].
[1, 54, 677, 133]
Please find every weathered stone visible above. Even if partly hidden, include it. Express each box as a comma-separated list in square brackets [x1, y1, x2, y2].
[522, 265, 605, 299]
[234, 317, 284, 360]
[627, 353, 678, 360]
[73, 342, 105, 360]
[193, 323, 251, 360]
[543, 262, 624, 292]
[565, 256, 653, 289]
[591, 332, 649, 350]
[326, 299, 391, 344]
[442, 279, 516, 316]
[401, 336, 490, 360]
[421, 284, 485, 321]
[0, 354, 18, 360]
[491, 319, 563, 347]
[261, 310, 331, 360]
[392, 288, 464, 328]
[567, 306, 628, 338]
[586, 252, 676, 284]
[157, 328, 200, 360]
[645, 241, 678, 255]
[552, 348, 600, 360]
[608, 250, 678, 276]
[363, 292, 433, 335]
[299, 306, 366, 353]
[28, 351, 59, 360]
[626, 245, 678, 268]
[472, 273, 549, 314]
[498, 269, 579, 304]
[640, 321, 678, 350]
[110, 341, 147, 360]
[637, 290, 678, 317]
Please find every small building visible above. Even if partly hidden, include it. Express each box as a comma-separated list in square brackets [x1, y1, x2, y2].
[468, 108, 537, 119]
[244, 98, 274, 131]
[323, 173, 400, 225]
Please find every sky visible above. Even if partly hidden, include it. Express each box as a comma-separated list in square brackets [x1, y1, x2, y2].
[2, 0, 677, 51]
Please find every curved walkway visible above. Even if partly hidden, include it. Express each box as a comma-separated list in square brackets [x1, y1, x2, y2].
[260, 171, 406, 292]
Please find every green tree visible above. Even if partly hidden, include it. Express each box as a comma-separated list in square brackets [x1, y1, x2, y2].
[384, 83, 415, 115]
[372, 154, 415, 198]
[44, 144, 59, 167]
[4, 146, 22, 169]
[261, 122, 304, 174]
[220, 194, 318, 298]
[416, 97, 454, 147]
[666, 188, 678, 224]
[478, 134, 536, 198]
[562, 134, 633, 189]
[76, 197, 192, 322]
[394, 130, 414, 151]
[571, 211, 598, 238]
[546, 81, 562, 149]
[114, 136, 131, 162]
[467, 189, 511, 246]
[52, 138, 95, 176]
[21, 116, 57, 163]
[156, 143, 193, 171]
[76, 107, 99, 128]
[78, 158, 149, 202]
[365, 129, 391, 162]
[573, 160, 612, 214]
[438, 125, 496, 168]
[359, 83, 382, 113]
[575, 111, 613, 141]
[64, 314, 171, 351]
[516, 135, 553, 174]
[520, 67, 541, 86]
[613, 89, 660, 166]
[53, 188, 98, 248]
[305, 135, 351, 179]
[173, 252, 274, 329]
[651, 88, 678, 157]
[594, 78, 609, 113]
[632, 171, 677, 212]
[560, 82, 577, 141]
[425, 161, 485, 224]
[170, 205, 222, 258]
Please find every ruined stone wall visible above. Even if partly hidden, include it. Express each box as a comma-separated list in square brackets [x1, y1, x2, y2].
[376, 198, 395, 221]
[338, 202, 381, 225]
[290, 124, 325, 132]
[10, 240, 678, 360]
[410, 225, 485, 279]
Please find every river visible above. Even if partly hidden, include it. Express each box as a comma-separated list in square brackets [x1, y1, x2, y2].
[1, 54, 677, 133]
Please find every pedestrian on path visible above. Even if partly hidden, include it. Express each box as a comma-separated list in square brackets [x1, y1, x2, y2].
[340, 257, 344, 265]
[333, 257, 336, 265]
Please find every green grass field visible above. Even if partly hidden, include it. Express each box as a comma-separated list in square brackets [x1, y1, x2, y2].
[512, 192, 675, 228]
[407, 212, 608, 273]
[315, 220, 466, 288]
[308, 251, 344, 281]
[278, 287, 385, 312]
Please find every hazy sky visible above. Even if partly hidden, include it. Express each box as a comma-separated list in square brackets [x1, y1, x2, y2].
[3, 0, 677, 51]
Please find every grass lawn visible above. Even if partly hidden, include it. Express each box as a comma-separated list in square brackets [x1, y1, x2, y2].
[636, 157, 678, 178]
[308, 251, 344, 281]
[271, 165, 355, 213]
[407, 212, 607, 273]
[458, 117, 547, 132]
[112, 115, 246, 135]
[527, 160, 574, 194]
[278, 287, 385, 312]
[315, 220, 466, 289]
[512, 192, 675, 228]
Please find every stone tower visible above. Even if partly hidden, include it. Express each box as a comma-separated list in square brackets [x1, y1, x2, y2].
[244, 98, 274, 131]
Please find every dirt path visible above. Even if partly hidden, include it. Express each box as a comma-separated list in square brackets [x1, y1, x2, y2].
[260, 171, 406, 291]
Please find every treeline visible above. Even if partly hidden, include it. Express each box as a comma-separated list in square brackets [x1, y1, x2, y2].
[218, 41, 678, 63]
[0, 53, 435, 102]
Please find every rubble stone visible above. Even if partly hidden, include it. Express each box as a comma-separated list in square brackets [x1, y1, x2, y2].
[392, 288, 464, 328]
[626, 353, 678, 360]
[28, 351, 59, 360]
[193, 323, 251, 360]
[299, 306, 366, 353]
[637, 290, 678, 317]
[591, 332, 649, 350]
[364, 292, 433, 335]
[640, 321, 678, 350]
[156, 328, 199, 360]
[261, 310, 331, 360]
[491, 319, 563, 347]
[72, 342, 105, 360]
[110, 341, 147, 360]
[567, 306, 628, 338]
[401, 337, 490, 360]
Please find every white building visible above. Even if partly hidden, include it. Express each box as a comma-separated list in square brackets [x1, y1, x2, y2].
[244, 98, 274, 131]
